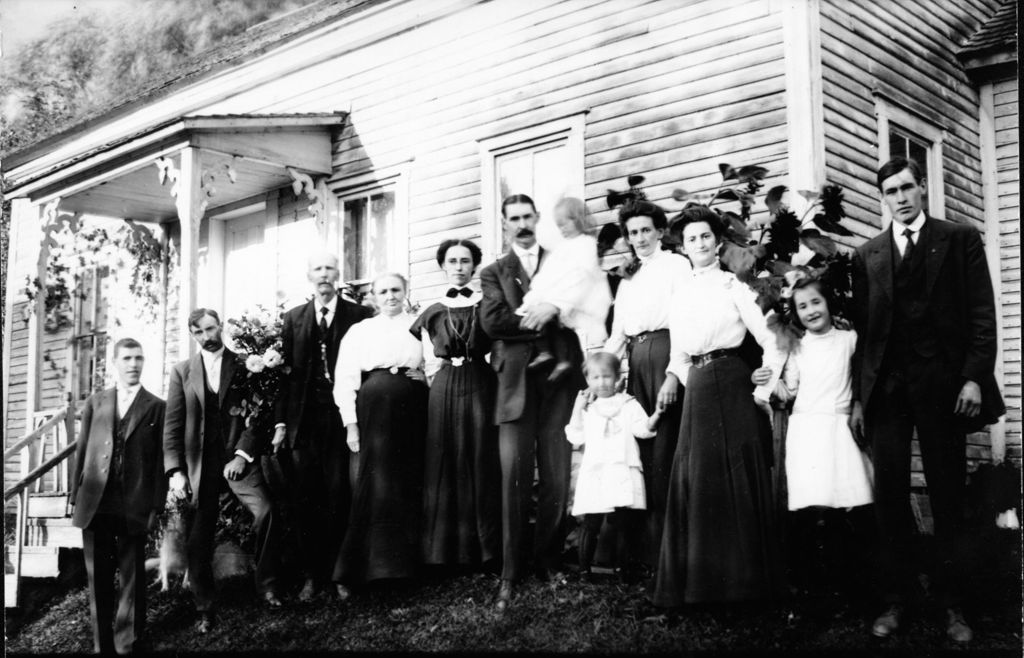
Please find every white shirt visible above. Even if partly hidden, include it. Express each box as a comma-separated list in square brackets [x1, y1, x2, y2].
[891, 210, 926, 255]
[666, 261, 783, 401]
[511, 243, 540, 278]
[604, 247, 692, 357]
[116, 384, 141, 420]
[333, 312, 425, 426]
[782, 327, 857, 416]
[315, 295, 338, 329]
[200, 347, 225, 394]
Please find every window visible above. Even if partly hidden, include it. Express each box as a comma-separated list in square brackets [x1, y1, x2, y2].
[328, 166, 409, 290]
[874, 94, 946, 222]
[71, 266, 110, 404]
[341, 189, 395, 283]
[479, 113, 586, 262]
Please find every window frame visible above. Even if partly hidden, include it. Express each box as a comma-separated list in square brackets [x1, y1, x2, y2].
[874, 95, 946, 224]
[328, 165, 410, 288]
[478, 113, 586, 264]
[70, 264, 110, 404]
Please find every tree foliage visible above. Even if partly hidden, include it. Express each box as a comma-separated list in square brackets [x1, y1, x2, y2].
[0, 0, 311, 154]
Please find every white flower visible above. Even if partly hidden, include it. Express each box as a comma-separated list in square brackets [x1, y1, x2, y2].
[262, 349, 283, 369]
[245, 354, 266, 373]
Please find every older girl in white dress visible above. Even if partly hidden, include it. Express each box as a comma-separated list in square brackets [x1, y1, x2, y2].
[770, 273, 873, 595]
[333, 273, 428, 589]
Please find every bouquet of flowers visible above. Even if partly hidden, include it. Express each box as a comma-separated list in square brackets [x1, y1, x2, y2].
[225, 303, 290, 427]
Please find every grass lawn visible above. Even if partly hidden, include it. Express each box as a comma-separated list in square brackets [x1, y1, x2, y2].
[5, 528, 1021, 654]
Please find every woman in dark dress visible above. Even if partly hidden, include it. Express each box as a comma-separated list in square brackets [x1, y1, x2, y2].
[603, 200, 691, 568]
[332, 273, 428, 592]
[653, 206, 785, 606]
[411, 239, 501, 569]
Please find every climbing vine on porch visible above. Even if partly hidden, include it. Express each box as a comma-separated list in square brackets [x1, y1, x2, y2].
[23, 215, 167, 332]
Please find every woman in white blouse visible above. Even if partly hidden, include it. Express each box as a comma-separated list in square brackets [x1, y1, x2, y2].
[603, 199, 691, 568]
[653, 205, 785, 607]
[332, 273, 428, 590]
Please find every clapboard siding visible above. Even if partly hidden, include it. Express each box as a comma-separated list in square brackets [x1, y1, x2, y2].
[819, 0, 1000, 237]
[4, 303, 31, 490]
[994, 73, 1021, 464]
[194, 0, 788, 298]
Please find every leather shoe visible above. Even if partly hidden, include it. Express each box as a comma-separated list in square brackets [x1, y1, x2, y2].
[871, 604, 901, 638]
[335, 584, 352, 602]
[298, 578, 317, 602]
[263, 591, 283, 608]
[946, 608, 973, 644]
[495, 580, 513, 612]
[196, 611, 215, 634]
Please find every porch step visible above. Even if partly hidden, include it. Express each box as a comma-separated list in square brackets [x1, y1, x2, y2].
[16, 546, 62, 578]
[5, 574, 18, 608]
[27, 493, 71, 518]
[25, 517, 82, 549]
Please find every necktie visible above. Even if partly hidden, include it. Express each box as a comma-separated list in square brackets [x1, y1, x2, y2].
[522, 253, 534, 277]
[901, 228, 915, 263]
[319, 306, 329, 335]
[445, 287, 473, 298]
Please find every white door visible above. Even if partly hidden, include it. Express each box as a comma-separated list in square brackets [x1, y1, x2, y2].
[222, 212, 272, 326]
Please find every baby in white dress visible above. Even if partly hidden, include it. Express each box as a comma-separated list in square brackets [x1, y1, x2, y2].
[518, 197, 612, 382]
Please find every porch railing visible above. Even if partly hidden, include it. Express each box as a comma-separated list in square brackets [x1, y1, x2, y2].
[4, 406, 76, 608]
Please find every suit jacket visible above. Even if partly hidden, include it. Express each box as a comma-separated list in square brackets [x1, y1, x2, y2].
[163, 349, 250, 504]
[480, 249, 586, 423]
[851, 216, 1004, 430]
[71, 387, 166, 534]
[274, 295, 373, 446]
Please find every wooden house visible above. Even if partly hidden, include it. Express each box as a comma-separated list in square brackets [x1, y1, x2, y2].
[3, 0, 1019, 506]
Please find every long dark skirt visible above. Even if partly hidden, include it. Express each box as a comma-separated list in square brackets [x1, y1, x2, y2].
[422, 360, 501, 566]
[653, 355, 783, 606]
[335, 369, 428, 585]
[627, 330, 682, 565]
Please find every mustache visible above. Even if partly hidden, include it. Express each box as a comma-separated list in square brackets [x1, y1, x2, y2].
[515, 228, 534, 238]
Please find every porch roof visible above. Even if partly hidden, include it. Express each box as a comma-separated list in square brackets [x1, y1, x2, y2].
[2, 112, 346, 222]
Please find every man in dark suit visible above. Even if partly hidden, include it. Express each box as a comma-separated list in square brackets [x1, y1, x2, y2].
[164, 308, 284, 633]
[480, 194, 586, 611]
[850, 156, 1004, 644]
[71, 338, 165, 654]
[272, 250, 373, 601]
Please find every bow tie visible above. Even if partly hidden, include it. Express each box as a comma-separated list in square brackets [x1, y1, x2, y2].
[446, 287, 473, 299]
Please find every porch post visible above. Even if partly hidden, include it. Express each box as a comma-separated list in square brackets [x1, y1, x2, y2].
[779, 0, 826, 217]
[176, 147, 205, 358]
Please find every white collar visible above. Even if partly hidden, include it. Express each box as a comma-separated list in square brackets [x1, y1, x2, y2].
[441, 286, 481, 308]
[316, 295, 338, 314]
[691, 259, 721, 276]
[117, 383, 141, 397]
[511, 243, 540, 261]
[892, 211, 926, 236]
[200, 346, 225, 364]
[637, 244, 664, 263]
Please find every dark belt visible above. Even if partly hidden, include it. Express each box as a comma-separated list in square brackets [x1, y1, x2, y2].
[691, 348, 741, 369]
[626, 329, 669, 346]
[440, 356, 476, 367]
[363, 366, 410, 379]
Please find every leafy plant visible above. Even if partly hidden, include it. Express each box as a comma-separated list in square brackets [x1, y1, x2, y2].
[671, 163, 855, 333]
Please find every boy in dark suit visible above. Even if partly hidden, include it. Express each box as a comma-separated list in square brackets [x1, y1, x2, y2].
[850, 156, 1004, 643]
[71, 338, 166, 654]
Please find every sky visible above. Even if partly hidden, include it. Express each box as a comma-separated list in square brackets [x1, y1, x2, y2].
[0, 0, 134, 58]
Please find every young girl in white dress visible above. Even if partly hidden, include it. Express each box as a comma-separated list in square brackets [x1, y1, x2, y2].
[565, 352, 662, 580]
[769, 273, 874, 595]
[518, 197, 612, 381]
